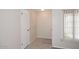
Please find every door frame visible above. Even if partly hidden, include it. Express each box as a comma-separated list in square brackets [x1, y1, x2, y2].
[20, 9, 30, 49]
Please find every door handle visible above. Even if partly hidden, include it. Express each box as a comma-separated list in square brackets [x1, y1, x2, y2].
[27, 29, 30, 31]
[25, 27, 31, 31]
[27, 28, 31, 31]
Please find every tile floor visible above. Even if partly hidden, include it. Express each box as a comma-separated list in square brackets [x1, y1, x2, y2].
[26, 38, 52, 49]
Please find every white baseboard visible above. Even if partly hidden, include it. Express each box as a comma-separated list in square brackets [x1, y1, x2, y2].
[37, 36, 52, 39]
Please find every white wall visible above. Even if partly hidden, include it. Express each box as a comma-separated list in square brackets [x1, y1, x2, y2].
[37, 11, 52, 39]
[52, 9, 79, 49]
[0, 10, 21, 49]
[0, 9, 37, 49]
[52, 9, 63, 48]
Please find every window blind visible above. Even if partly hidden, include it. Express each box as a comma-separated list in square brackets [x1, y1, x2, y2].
[64, 10, 73, 39]
[64, 9, 79, 40]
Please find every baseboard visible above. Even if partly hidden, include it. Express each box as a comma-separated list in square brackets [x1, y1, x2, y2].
[51, 47, 64, 49]
[37, 36, 52, 39]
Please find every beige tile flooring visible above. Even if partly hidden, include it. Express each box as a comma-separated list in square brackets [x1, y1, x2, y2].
[26, 38, 52, 49]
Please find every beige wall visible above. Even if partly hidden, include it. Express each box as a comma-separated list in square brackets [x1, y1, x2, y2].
[29, 10, 37, 42]
[36, 10, 52, 39]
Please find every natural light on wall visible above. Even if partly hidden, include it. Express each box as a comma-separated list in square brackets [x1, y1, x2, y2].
[64, 9, 79, 40]
[41, 9, 45, 11]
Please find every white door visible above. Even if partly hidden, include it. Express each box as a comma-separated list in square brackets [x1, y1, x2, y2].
[20, 10, 30, 49]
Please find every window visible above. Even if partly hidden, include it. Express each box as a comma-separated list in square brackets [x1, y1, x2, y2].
[74, 10, 79, 39]
[64, 10, 79, 40]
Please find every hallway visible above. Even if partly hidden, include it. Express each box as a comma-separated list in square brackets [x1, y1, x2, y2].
[26, 38, 52, 49]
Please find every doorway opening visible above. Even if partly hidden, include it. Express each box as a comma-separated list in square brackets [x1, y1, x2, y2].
[26, 9, 52, 49]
